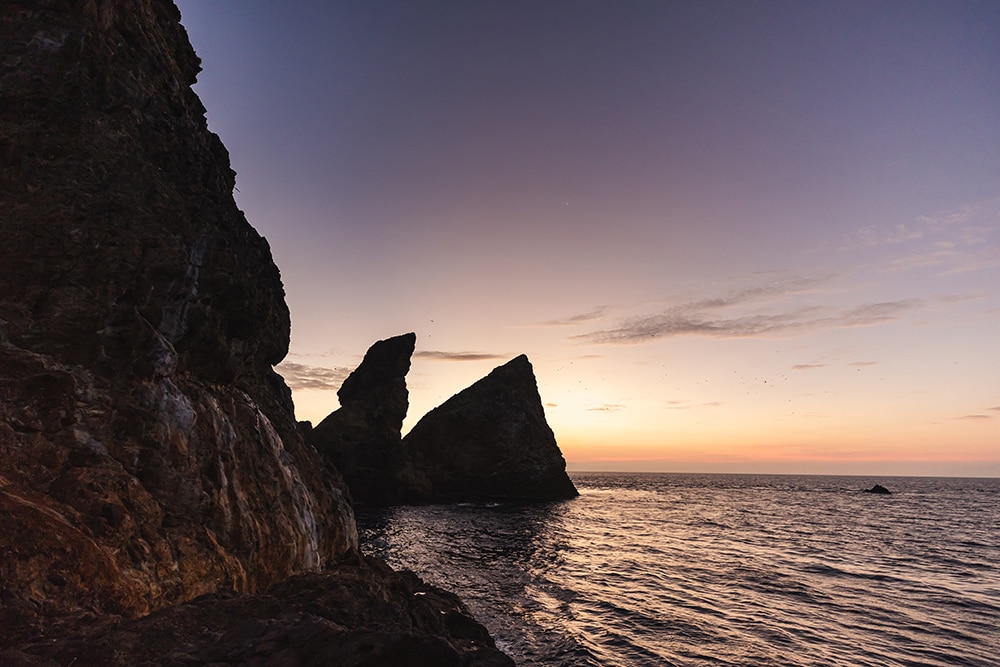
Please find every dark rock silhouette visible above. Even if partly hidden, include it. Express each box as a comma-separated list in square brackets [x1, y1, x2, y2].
[864, 484, 892, 495]
[401, 355, 579, 502]
[0, 2, 510, 664]
[1, 0, 354, 626]
[309, 333, 416, 505]
[309, 340, 577, 505]
[2, 556, 513, 667]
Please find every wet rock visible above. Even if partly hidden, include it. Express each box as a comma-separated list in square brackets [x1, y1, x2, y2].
[864, 484, 892, 495]
[402, 355, 578, 502]
[309, 333, 416, 505]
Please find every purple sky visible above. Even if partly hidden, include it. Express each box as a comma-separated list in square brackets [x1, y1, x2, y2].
[175, 1, 1000, 475]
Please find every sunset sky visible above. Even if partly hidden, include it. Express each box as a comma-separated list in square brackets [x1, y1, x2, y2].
[175, 1, 999, 476]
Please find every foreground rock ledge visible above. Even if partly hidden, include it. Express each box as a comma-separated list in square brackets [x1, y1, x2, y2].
[1, 556, 513, 667]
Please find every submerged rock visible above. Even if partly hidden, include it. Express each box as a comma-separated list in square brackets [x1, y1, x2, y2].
[864, 484, 892, 495]
[401, 355, 579, 502]
[309, 333, 416, 505]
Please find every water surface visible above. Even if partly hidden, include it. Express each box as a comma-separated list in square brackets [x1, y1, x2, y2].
[358, 473, 1000, 666]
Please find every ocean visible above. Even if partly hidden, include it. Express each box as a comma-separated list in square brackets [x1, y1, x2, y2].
[357, 472, 1000, 666]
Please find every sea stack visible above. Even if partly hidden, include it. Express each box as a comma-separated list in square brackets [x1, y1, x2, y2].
[402, 355, 579, 502]
[308, 333, 416, 505]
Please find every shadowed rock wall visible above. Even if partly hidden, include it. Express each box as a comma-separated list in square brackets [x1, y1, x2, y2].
[0, 0, 355, 637]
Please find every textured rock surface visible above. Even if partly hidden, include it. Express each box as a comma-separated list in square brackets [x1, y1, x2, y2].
[2, 555, 513, 667]
[402, 355, 578, 502]
[309, 333, 415, 505]
[1, 0, 357, 637]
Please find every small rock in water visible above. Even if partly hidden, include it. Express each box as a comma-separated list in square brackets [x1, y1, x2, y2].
[864, 483, 891, 494]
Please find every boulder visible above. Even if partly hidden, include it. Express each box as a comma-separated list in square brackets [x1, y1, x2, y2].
[864, 484, 892, 495]
[401, 355, 578, 502]
[309, 333, 416, 505]
[0, 0, 358, 638]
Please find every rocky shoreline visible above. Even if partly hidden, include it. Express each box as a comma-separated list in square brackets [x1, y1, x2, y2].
[0, 2, 566, 663]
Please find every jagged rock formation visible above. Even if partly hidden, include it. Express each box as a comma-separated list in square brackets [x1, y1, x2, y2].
[402, 355, 579, 503]
[2, 555, 513, 667]
[0, 0, 357, 634]
[864, 484, 892, 495]
[309, 340, 578, 505]
[309, 333, 415, 505]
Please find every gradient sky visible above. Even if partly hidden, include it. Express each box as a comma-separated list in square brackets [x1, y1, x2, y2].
[175, 1, 999, 476]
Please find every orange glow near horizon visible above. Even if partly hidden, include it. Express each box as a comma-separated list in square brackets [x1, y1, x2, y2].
[181, 2, 1000, 479]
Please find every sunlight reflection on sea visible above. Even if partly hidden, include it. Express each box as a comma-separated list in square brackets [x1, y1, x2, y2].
[358, 473, 1000, 666]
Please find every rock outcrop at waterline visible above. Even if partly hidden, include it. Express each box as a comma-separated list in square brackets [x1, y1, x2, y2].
[310, 333, 415, 505]
[402, 355, 578, 503]
[0, 2, 510, 663]
[309, 343, 578, 504]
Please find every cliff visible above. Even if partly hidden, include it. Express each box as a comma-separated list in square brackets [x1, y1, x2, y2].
[0, 2, 510, 663]
[1, 0, 354, 628]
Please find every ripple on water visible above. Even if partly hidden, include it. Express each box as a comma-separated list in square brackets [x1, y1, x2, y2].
[358, 473, 1000, 667]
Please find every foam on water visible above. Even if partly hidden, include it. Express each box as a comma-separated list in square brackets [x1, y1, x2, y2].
[358, 473, 1000, 666]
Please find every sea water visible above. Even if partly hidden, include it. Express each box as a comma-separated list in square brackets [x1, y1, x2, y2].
[357, 473, 1000, 666]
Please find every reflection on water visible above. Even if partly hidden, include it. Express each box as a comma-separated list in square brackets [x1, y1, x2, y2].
[358, 473, 1000, 667]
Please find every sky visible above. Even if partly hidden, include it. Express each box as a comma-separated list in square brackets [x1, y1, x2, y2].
[175, 1, 999, 476]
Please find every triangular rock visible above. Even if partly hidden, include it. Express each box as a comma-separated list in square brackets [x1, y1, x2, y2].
[401, 355, 578, 502]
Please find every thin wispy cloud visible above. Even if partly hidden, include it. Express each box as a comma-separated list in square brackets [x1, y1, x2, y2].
[574, 296, 919, 345]
[848, 198, 1000, 277]
[840, 301, 919, 327]
[414, 350, 508, 362]
[541, 308, 608, 327]
[792, 364, 826, 370]
[848, 361, 878, 367]
[275, 362, 350, 391]
[588, 403, 625, 412]
[666, 400, 721, 410]
[956, 414, 992, 421]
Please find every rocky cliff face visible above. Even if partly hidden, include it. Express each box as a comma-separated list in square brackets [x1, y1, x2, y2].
[0, 0, 356, 637]
[309, 333, 415, 505]
[402, 355, 578, 502]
